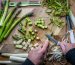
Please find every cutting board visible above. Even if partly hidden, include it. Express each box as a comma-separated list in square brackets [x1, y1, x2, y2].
[0, 6, 66, 52]
[0, 0, 68, 56]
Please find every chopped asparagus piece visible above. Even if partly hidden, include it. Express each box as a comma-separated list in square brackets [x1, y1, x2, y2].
[35, 18, 48, 29]
[34, 29, 38, 33]
[16, 39, 23, 44]
[15, 45, 23, 49]
[28, 22, 32, 26]
[36, 37, 40, 40]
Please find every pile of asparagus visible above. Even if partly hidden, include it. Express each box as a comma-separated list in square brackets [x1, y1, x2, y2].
[42, 0, 69, 28]
[0, 0, 33, 43]
[43, 0, 69, 16]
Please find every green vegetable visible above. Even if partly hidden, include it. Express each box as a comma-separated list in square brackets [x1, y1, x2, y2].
[0, 10, 2, 19]
[37, 24, 44, 29]
[42, 0, 69, 27]
[18, 28, 26, 35]
[18, 21, 36, 42]
[42, 0, 69, 16]
[0, 0, 9, 26]
[0, 0, 5, 19]
[32, 32, 35, 35]
[25, 17, 32, 26]
[0, 9, 21, 41]
[4, 12, 33, 39]
[12, 35, 22, 41]
[25, 17, 31, 22]
[44, 26, 48, 29]
[13, 17, 38, 42]
[15, 45, 23, 49]
[25, 30, 36, 41]
[0, 9, 3, 19]
[28, 22, 32, 26]
[50, 17, 64, 27]
[0, 2, 21, 38]
[1, 0, 7, 8]
[35, 18, 48, 29]
[16, 39, 23, 44]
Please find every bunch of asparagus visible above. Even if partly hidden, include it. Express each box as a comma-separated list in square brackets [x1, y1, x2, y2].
[43, 0, 69, 16]
[0, 0, 33, 43]
[42, 0, 69, 28]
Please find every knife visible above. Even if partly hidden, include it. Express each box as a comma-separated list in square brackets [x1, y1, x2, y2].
[46, 34, 60, 45]
[66, 15, 75, 43]
[69, 10, 75, 27]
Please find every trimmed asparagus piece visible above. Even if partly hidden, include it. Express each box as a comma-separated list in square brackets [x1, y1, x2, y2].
[15, 45, 23, 49]
[35, 18, 48, 29]
[0, 0, 10, 26]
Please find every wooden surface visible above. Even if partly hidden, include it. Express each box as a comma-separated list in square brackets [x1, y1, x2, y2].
[1, 6, 66, 53]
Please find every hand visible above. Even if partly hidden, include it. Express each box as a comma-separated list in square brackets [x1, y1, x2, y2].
[28, 40, 49, 65]
[60, 41, 75, 54]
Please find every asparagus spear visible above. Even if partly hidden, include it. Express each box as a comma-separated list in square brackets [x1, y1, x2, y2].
[4, 12, 33, 39]
[0, 0, 1, 8]
[0, 0, 10, 26]
[0, 0, 6, 18]
[0, 2, 21, 37]
[0, 10, 3, 19]
[0, 9, 21, 42]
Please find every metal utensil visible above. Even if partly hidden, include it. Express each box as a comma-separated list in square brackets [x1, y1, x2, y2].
[69, 10, 75, 27]
[46, 34, 60, 45]
[66, 15, 75, 43]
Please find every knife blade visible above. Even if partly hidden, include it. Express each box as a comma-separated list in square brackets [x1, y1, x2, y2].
[66, 15, 75, 43]
[66, 15, 73, 31]
[69, 10, 75, 27]
[46, 34, 60, 45]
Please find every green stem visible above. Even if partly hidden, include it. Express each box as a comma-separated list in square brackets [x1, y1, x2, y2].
[0, 9, 21, 42]
[4, 12, 33, 39]
[0, 2, 20, 38]
[0, 0, 10, 26]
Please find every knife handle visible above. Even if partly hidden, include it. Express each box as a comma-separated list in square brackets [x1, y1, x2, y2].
[69, 30, 75, 44]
